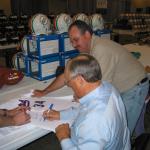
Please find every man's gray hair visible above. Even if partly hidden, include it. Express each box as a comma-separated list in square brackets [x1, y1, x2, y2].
[67, 53, 102, 82]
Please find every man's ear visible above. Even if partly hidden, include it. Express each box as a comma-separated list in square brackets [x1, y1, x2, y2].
[77, 75, 85, 87]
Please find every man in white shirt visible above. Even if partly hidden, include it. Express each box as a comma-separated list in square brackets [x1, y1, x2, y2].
[43, 54, 131, 150]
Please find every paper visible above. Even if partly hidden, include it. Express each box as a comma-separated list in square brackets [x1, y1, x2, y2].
[0, 95, 79, 132]
[29, 96, 79, 131]
[0, 126, 20, 138]
[21, 89, 34, 98]
[0, 124, 33, 139]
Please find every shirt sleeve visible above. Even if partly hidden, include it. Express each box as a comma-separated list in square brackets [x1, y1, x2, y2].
[60, 112, 110, 150]
[60, 106, 80, 120]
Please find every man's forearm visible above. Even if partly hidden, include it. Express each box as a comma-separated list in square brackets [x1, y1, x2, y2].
[0, 109, 8, 117]
[43, 73, 65, 94]
[0, 116, 14, 127]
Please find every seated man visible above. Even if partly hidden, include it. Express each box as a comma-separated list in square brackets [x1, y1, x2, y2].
[0, 106, 30, 127]
[43, 54, 130, 150]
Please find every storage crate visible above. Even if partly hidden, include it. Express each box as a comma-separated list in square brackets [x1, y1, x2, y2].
[29, 55, 61, 81]
[94, 29, 111, 39]
[59, 32, 76, 52]
[27, 34, 59, 59]
[61, 50, 79, 66]
[16, 53, 30, 76]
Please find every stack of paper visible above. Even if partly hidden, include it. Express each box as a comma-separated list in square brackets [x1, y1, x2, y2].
[0, 95, 79, 132]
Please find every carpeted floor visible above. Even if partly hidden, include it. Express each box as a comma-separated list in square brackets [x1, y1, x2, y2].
[18, 132, 61, 150]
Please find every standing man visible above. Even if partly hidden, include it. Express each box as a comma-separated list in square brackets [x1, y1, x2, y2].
[43, 54, 130, 150]
[33, 20, 149, 134]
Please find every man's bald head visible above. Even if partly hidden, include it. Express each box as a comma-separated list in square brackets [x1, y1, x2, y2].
[66, 54, 102, 83]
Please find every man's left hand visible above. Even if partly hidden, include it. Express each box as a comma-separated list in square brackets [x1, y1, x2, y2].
[55, 123, 70, 141]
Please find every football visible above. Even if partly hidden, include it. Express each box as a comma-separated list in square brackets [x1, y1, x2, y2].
[0, 68, 24, 85]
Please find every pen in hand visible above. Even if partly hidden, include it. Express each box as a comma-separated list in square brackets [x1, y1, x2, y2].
[43, 104, 54, 121]
[48, 104, 54, 112]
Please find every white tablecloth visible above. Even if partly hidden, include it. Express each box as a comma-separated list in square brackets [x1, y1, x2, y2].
[0, 43, 149, 149]
[0, 77, 73, 150]
[124, 43, 150, 66]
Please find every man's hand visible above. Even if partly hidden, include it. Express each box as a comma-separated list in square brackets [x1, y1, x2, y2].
[145, 66, 150, 73]
[32, 89, 46, 97]
[12, 111, 31, 126]
[7, 106, 30, 117]
[43, 109, 60, 121]
[55, 123, 70, 141]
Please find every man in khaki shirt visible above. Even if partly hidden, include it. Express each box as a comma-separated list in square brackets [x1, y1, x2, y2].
[90, 35, 145, 93]
[33, 20, 149, 134]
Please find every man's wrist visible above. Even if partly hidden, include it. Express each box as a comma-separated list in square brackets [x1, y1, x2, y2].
[43, 89, 49, 95]
[58, 135, 70, 142]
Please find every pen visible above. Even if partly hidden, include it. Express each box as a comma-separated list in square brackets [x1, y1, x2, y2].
[48, 104, 54, 112]
[43, 104, 54, 121]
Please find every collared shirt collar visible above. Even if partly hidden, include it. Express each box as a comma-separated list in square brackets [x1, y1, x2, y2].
[79, 83, 103, 106]
[90, 34, 97, 54]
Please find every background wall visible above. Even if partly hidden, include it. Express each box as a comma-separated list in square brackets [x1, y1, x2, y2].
[0, 0, 11, 15]
[11, 0, 49, 15]
[0, 0, 149, 21]
[48, 0, 67, 14]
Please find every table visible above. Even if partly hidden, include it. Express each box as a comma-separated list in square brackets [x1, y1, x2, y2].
[113, 29, 136, 36]
[112, 29, 138, 44]
[0, 43, 149, 149]
[0, 44, 17, 50]
[0, 77, 73, 150]
[124, 43, 150, 67]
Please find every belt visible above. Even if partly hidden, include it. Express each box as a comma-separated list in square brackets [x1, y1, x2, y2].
[137, 77, 148, 85]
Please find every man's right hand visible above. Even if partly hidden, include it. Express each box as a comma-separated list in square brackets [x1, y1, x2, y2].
[32, 73, 65, 98]
[32, 89, 46, 97]
[12, 112, 31, 126]
[43, 109, 60, 121]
